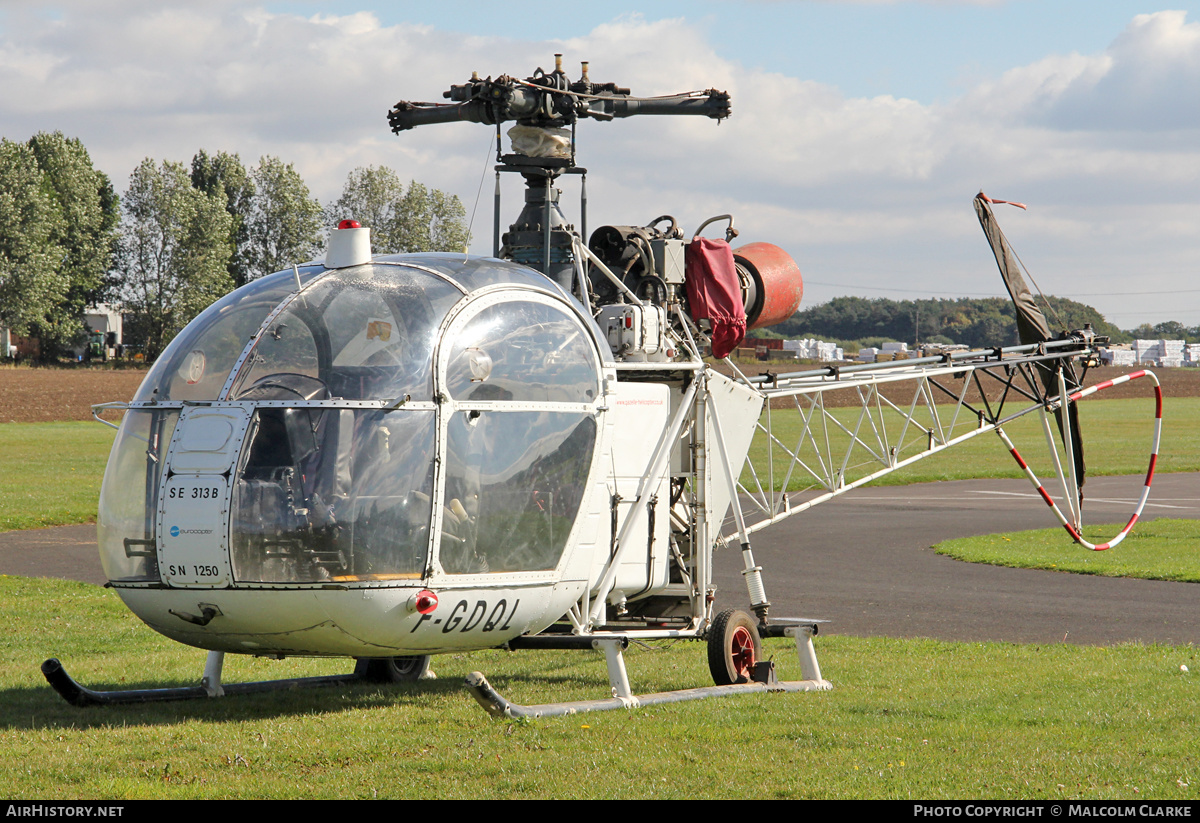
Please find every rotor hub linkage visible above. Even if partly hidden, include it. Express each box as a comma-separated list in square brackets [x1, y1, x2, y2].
[388, 55, 730, 133]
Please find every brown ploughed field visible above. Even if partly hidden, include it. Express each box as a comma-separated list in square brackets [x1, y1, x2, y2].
[714, 362, 1200, 409]
[0, 366, 149, 424]
[1, 363, 1197, 424]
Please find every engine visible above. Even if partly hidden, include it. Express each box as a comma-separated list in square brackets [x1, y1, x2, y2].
[387, 55, 804, 362]
[586, 217, 804, 360]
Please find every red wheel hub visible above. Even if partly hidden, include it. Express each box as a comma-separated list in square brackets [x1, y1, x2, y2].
[730, 626, 756, 680]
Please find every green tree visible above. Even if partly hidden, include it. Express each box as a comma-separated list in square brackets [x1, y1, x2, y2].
[0, 138, 67, 342]
[400, 182, 470, 253]
[27, 132, 119, 356]
[325, 165, 403, 247]
[326, 166, 470, 254]
[1151, 321, 1190, 340]
[245, 156, 322, 278]
[191, 150, 255, 288]
[776, 294, 1125, 349]
[117, 158, 233, 358]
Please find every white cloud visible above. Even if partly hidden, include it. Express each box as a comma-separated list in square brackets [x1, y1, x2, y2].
[0, 3, 1196, 325]
[961, 10, 1200, 131]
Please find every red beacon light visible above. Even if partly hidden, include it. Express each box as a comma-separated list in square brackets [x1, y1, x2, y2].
[325, 219, 371, 268]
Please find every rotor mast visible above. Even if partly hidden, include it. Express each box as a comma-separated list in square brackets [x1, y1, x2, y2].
[387, 55, 731, 289]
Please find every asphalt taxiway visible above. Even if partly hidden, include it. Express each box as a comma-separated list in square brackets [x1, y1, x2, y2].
[3, 474, 1197, 645]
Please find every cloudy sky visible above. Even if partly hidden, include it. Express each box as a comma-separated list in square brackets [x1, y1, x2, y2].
[2, 0, 1198, 328]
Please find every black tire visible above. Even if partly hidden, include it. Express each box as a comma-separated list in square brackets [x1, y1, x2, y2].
[355, 655, 432, 683]
[706, 609, 761, 686]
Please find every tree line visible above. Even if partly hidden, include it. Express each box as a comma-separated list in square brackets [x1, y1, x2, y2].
[0, 133, 469, 360]
[768, 295, 1134, 349]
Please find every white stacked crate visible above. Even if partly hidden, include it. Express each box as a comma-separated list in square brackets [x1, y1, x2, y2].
[785, 338, 846, 362]
[1132, 339, 1160, 364]
[1159, 339, 1185, 368]
[1105, 347, 1136, 367]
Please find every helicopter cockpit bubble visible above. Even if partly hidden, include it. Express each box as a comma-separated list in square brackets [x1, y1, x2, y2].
[132, 267, 326, 404]
[96, 252, 611, 655]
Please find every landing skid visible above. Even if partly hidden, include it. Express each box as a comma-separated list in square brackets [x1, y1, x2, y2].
[43, 652, 377, 707]
[467, 620, 832, 718]
[43, 623, 831, 714]
[467, 671, 831, 719]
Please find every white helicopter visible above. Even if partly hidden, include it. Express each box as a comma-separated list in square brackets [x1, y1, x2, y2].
[43, 57, 1161, 717]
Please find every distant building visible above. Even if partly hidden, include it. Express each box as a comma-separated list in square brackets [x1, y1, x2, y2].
[1, 304, 123, 362]
[74, 304, 123, 361]
[0, 324, 40, 360]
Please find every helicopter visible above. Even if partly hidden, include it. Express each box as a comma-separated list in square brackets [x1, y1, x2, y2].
[42, 56, 1162, 717]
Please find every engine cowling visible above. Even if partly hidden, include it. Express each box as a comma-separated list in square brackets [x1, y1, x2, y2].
[733, 242, 804, 330]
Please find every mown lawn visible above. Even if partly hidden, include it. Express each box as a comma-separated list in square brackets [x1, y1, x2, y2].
[744, 397, 1196, 490]
[936, 518, 1200, 583]
[0, 422, 116, 531]
[1, 576, 1196, 799]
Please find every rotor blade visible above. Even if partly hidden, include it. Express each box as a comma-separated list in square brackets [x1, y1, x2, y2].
[1060, 371, 1087, 493]
[973, 192, 1052, 346]
[973, 192, 1085, 491]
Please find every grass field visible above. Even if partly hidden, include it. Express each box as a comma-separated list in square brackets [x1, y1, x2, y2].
[2, 576, 1196, 799]
[745, 396, 1198, 491]
[1, 393, 1196, 799]
[0, 422, 117, 531]
[936, 518, 1200, 583]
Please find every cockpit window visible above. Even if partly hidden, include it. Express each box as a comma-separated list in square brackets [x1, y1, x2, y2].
[444, 256, 562, 294]
[134, 269, 317, 402]
[441, 411, 595, 574]
[124, 255, 609, 587]
[445, 300, 600, 403]
[438, 295, 601, 575]
[96, 408, 178, 582]
[231, 408, 436, 583]
[226, 266, 462, 402]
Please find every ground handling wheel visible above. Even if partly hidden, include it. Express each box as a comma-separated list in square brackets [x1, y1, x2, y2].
[707, 608, 762, 686]
[355, 656, 432, 683]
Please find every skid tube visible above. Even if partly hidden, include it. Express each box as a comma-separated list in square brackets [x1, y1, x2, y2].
[466, 673, 831, 719]
[42, 653, 362, 707]
[466, 619, 832, 719]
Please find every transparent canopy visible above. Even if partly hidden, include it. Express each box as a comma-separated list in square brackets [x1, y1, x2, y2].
[102, 255, 608, 586]
[133, 267, 324, 403]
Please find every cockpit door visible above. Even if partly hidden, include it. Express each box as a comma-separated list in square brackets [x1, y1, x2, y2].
[157, 406, 252, 588]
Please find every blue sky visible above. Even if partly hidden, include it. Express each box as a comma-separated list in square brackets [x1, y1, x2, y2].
[3, 1, 1199, 327]
[278, 0, 1187, 103]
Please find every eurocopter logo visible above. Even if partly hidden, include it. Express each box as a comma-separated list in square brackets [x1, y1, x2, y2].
[170, 526, 213, 537]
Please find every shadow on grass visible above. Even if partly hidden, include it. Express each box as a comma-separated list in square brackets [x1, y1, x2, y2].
[0, 671, 478, 731]
[0, 651, 643, 731]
